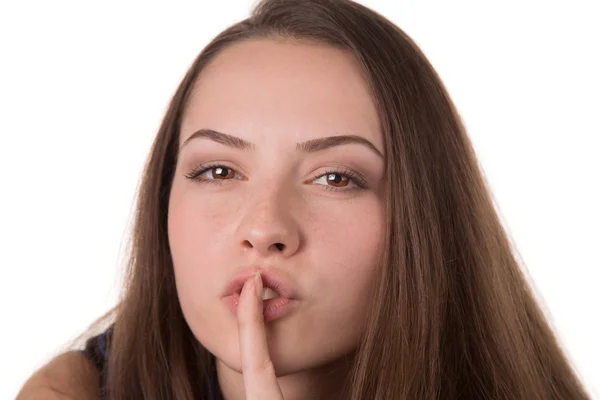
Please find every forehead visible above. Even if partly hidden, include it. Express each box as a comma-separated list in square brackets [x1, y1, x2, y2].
[181, 38, 381, 149]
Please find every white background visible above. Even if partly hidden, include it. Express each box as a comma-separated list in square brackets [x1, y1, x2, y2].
[1, 1, 598, 398]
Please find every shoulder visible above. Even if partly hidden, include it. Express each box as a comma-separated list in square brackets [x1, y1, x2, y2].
[17, 350, 100, 400]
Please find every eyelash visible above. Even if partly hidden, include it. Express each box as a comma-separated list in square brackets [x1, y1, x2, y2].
[184, 163, 368, 193]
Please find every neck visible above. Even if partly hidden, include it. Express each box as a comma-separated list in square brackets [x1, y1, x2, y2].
[215, 355, 353, 400]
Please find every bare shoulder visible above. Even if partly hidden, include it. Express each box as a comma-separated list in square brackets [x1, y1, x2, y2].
[17, 350, 100, 400]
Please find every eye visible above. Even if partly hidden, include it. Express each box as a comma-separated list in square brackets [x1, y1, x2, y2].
[312, 172, 350, 188]
[184, 164, 241, 183]
[310, 169, 368, 192]
[184, 164, 368, 192]
[201, 166, 236, 180]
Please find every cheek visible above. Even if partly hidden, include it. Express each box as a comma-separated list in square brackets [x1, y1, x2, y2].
[296, 202, 383, 355]
[311, 199, 384, 277]
[168, 185, 234, 261]
[307, 198, 384, 319]
[167, 185, 236, 307]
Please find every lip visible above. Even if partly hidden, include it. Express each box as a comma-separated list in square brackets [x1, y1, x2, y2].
[221, 267, 299, 300]
[221, 267, 300, 323]
[223, 292, 299, 323]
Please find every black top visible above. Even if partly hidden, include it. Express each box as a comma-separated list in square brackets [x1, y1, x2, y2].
[81, 326, 222, 399]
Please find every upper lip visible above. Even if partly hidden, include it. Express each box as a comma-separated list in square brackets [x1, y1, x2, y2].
[221, 267, 299, 299]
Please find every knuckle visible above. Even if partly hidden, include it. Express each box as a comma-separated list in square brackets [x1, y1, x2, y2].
[237, 317, 250, 328]
[238, 317, 257, 329]
[258, 358, 275, 374]
[237, 313, 262, 328]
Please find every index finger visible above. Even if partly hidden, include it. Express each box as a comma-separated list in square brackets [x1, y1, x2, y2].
[237, 271, 284, 400]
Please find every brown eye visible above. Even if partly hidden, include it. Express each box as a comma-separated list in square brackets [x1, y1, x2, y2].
[185, 163, 243, 184]
[326, 173, 349, 187]
[311, 170, 363, 192]
[210, 166, 235, 180]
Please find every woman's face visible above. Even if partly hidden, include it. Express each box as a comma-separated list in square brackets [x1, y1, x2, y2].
[168, 38, 385, 377]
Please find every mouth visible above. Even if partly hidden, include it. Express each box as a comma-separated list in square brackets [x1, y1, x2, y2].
[261, 287, 281, 300]
[222, 290, 299, 323]
[221, 268, 299, 300]
[221, 267, 300, 323]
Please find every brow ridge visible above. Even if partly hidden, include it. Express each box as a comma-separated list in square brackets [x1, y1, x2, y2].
[180, 129, 383, 158]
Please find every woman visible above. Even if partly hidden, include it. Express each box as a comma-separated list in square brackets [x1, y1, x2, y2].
[17, 0, 592, 398]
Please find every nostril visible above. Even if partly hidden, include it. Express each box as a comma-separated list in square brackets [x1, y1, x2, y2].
[274, 243, 285, 251]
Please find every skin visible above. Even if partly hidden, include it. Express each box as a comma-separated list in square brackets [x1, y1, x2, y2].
[168, 38, 386, 399]
[17, 351, 100, 399]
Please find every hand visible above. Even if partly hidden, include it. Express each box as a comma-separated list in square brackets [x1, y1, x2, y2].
[237, 271, 285, 399]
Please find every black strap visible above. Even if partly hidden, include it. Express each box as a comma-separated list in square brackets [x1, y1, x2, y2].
[80, 326, 223, 399]
[81, 326, 112, 398]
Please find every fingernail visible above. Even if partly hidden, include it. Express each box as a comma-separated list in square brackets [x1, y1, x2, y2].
[255, 271, 263, 299]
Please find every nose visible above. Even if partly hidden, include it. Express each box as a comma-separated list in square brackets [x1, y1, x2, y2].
[234, 189, 301, 259]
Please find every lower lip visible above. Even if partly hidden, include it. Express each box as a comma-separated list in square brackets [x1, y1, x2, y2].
[223, 293, 299, 323]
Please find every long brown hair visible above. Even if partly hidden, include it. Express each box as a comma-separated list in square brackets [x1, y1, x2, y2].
[74, 0, 592, 398]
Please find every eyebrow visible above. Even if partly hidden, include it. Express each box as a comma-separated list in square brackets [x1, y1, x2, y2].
[180, 129, 384, 158]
